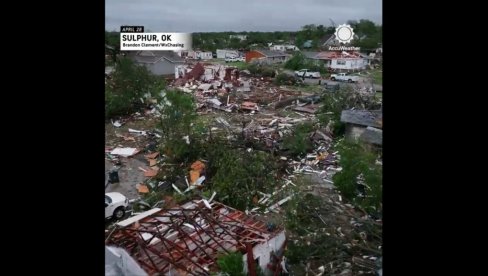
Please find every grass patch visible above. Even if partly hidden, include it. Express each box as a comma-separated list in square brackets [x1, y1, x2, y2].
[370, 69, 382, 85]
[211, 59, 248, 70]
[299, 84, 323, 93]
[224, 61, 248, 70]
[375, 92, 382, 101]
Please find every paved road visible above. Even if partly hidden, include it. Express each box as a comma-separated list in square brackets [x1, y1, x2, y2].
[105, 208, 133, 228]
[105, 154, 153, 228]
[300, 76, 382, 92]
[105, 156, 147, 200]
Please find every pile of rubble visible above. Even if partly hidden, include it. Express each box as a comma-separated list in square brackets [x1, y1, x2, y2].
[170, 62, 320, 116]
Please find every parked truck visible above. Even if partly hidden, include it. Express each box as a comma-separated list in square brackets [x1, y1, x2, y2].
[330, 73, 360, 83]
[294, 69, 321, 79]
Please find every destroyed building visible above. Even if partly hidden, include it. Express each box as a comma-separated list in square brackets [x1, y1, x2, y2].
[340, 109, 383, 146]
[105, 199, 286, 276]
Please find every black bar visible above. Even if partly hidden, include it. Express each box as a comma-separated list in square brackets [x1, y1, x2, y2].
[120, 26, 144, 33]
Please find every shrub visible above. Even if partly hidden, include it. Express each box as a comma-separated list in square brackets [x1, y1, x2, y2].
[247, 63, 275, 77]
[282, 122, 315, 157]
[333, 140, 382, 214]
[274, 73, 301, 85]
[216, 253, 245, 276]
[206, 146, 278, 210]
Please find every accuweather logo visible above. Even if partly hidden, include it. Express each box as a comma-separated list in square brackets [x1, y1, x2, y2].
[334, 24, 355, 44]
[329, 24, 360, 51]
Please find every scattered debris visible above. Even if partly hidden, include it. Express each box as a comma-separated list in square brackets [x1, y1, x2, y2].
[136, 183, 149, 194]
[112, 120, 123, 128]
[110, 147, 139, 157]
[189, 160, 206, 184]
[128, 128, 147, 136]
[145, 152, 159, 159]
[144, 168, 159, 177]
[115, 133, 136, 142]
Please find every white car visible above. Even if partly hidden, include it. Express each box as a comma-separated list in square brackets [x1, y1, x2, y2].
[105, 192, 129, 220]
[225, 57, 238, 62]
[330, 73, 360, 83]
[294, 69, 321, 78]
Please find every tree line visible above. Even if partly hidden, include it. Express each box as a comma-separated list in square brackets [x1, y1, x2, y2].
[105, 19, 382, 55]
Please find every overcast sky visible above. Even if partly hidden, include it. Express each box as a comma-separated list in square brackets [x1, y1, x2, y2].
[106, 0, 381, 32]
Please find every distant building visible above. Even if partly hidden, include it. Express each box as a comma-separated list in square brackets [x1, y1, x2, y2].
[188, 50, 213, 60]
[216, 49, 240, 59]
[270, 44, 286, 51]
[304, 51, 369, 71]
[176, 50, 190, 58]
[128, 51, 185, 76]
[302, 40, 313, 48]
[269, 44, 299, 52]
[229, 34, 247, 41]
[245, 50, 290, 64]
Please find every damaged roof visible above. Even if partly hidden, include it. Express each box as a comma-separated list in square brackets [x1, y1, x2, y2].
[315, 51, 363, 60]
[302, 51, 320, 59]
[340, 110, 382, 128]
[255, 49, 289, 58]
[105, 200, 283, 275]
[131, 51, 185, 64]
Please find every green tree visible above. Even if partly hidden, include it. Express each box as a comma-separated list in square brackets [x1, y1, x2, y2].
[229, 37, 241, 49]
[316, 24, 326, 38]
[349, 20, 382, 50]
[284, 52, 326, 73]
[158, 90, 201, 163]
[105, 31, 120, 48]
[284, 52, 306, 70]
[105, 31, 120, 64]
[105, 57, 164, 118]
[248, 32, 267, 45]
[207, 146, 277, 210]
[356, 19, 377, 36]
